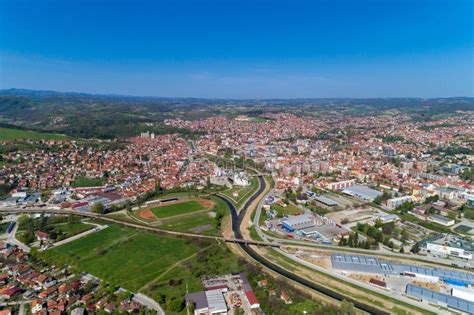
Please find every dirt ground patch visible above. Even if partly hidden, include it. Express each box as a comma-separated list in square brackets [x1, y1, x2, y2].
[348, 273, 385, 283]
[411, 280, 443, 292]
[138, 208, 157, 221]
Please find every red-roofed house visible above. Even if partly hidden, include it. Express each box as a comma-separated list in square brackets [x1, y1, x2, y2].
[244, 291, 260, 309]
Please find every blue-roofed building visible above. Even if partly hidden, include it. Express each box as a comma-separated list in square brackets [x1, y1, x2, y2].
[406, 284, 474, 314]
[331, 253, 474, 285]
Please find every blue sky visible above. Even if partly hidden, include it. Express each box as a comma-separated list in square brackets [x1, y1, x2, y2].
[0, 0, 472, 98]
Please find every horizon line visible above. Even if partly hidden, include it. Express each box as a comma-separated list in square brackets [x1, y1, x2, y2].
[1, 87, 473, 101]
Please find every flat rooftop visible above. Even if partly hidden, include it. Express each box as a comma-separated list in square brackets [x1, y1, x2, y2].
[425, 234, 474, 252]
[342, 185, 383, 200]
[314, 195, 338, 206]
[331, 253, 474, 285]
[406, 284, 474, 313]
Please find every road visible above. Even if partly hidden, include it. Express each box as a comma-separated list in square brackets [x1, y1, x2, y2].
[133, 293, 165, 315]
[6, 217, 30, 252]
[217, 176, 390, 315]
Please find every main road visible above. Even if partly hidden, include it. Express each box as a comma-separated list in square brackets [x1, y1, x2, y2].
[216, 176, 390, 315]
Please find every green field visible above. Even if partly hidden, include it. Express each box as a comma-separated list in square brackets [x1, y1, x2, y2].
[151, 200, 206, 218]
[161, 213, 216, 234]
[272, 203, 303, 217]
[141, 243, 242, 314]
[40, 225, 199, 292]
[221, 176, 259, 208]
[54, 222, 94, 237]
[0, 127, 68, 141]
[71, 176, 106, 187]
[159, 196, 227, 236]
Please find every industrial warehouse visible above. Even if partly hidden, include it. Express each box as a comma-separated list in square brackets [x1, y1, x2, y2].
[278, 213, 350, 243]
[331, 254, 474, 313]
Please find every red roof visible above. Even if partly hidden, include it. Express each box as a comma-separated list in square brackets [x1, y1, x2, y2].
[369, 278, 386, 287]
[245, 290, 259, 306]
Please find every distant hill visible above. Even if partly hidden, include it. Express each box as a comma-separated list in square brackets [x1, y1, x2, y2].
[0, 88, 473, 139]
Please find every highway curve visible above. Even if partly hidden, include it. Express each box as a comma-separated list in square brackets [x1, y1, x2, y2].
[217, 176, 389, 315]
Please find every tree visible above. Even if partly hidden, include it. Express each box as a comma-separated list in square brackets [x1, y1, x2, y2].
[166, 298, 184, 312]
[23, 229, 35, 244]
[91, 202, 105, 214]
[382, 222, 395, 235]
[411, 242, 421, 254]
[400, 229, 409, 242]
[424, 195, 439, 204]
[353, 231, 359, 245]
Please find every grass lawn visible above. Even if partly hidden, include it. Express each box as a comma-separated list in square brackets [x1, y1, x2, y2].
[249, 225, 263, 241]
[105, 212, 150, 226]
[161, 213, 216, 235]
[221, 176, 259, 208]
[150, 200, 206, 218]
[272, 203, 303, 217]
[160, 196, 228, 236]
[71, 176, 106, 187]
[0, 127, 68, 141]
[141, 244, 242, 313]
[40, 225, 199, 292]
[54, 222, 94, 238]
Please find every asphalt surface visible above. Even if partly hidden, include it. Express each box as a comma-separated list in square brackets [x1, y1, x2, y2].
[217, 176, 389, 315]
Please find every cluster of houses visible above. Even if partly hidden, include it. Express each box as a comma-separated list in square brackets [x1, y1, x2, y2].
[0, 243, 154, 314]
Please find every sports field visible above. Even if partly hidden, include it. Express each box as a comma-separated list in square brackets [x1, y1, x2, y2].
[161, 213, 216, 234]
[160, 196, 228, 236]
[40, 225, 199, 292]
[150, 199, 208, 218]
[0, 127, 68, 141]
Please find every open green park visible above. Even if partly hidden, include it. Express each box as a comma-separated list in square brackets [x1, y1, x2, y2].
[39, 224, 242, 314]
[40, 225, 199, 292]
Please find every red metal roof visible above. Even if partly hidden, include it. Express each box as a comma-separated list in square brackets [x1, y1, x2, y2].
[245, 290, 259, 306]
